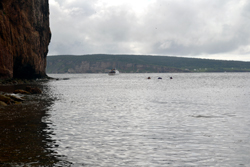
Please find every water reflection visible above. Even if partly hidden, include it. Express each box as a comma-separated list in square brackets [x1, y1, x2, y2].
[0, 84, 71, 166]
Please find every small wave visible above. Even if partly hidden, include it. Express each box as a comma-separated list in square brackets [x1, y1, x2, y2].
[190, 115, 221, 118]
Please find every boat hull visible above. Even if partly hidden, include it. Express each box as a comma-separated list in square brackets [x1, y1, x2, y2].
[108, 69, 119, 75]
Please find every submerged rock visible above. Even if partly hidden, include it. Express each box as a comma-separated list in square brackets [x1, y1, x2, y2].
[0, 94, 23, 105]
[14, 90, 30, 95]
[13, 86, 42, 95]
[26, 86, 42, 94]
[0, 94, 13, 104]
[0, 86, 42, 107]
[5, 94, 25, 102]
[0, 101, 7, 106]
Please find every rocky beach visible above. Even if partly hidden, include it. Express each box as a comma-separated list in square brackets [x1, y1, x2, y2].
[0, 78, 51, 110]
[0, 0, 55, 164]
[0, 80, 72, 166]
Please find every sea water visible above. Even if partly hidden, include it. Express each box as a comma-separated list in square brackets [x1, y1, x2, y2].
[1, 73, 250, 166]
[41, 73, 250, 166]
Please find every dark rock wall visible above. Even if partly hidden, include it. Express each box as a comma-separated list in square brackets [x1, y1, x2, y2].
[0, 0, 51, 79]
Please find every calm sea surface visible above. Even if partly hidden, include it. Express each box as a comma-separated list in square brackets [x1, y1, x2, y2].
[1, 73, 249, 166]
[41, 73, 250, 167]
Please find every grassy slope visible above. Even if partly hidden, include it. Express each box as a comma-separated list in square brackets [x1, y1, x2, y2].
[46, 54, 250, 73]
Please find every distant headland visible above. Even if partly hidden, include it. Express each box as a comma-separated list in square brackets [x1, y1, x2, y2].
[47, 54, 250, 73]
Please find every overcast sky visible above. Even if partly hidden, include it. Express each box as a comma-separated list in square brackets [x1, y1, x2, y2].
[48, 0, 250, 61]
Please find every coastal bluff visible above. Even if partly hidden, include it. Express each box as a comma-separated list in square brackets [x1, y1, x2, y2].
[0, 0, 51, 79]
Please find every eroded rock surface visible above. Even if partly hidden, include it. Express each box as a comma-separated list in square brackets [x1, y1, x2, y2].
[0, 0, 51, 79]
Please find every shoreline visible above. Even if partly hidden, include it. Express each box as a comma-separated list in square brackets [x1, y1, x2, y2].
[0, 78, 72, 166]
[0, 78, 51, 107]
[0, 76, 69, 107]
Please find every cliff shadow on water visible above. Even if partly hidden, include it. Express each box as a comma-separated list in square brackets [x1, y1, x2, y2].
[0, 83, 71, 166]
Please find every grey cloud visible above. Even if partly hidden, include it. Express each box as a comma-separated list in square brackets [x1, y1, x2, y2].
[48, 0, 250, 61]
[139, 0, 250, 56]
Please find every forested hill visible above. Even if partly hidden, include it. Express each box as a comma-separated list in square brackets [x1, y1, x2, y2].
[46, 54, 250, 73]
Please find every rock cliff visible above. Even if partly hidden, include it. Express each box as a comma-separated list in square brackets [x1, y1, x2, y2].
[0, 0, 51, 79]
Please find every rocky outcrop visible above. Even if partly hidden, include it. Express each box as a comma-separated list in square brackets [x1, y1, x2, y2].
[0, 0, 51, 79]
[0, 86, 42, 107]
[0, 94, 24, 106]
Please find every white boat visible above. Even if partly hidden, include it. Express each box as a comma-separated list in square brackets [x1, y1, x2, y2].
[108, 68, 119, 75]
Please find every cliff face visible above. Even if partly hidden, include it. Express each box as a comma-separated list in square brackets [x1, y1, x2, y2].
[0, 0, 51, 79]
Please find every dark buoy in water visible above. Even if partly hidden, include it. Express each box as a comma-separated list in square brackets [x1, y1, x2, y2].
[147, 77, 151, 79]
[170, 77, 173, 79]
[158, 77, 162, 79]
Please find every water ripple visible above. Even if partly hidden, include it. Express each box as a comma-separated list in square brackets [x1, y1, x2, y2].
[45, 73, 250, 166]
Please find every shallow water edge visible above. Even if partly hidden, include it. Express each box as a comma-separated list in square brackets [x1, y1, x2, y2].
[0, 83, 72, 166]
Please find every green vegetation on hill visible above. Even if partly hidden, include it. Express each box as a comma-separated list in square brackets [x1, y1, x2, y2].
[46, 54, 250, 73]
